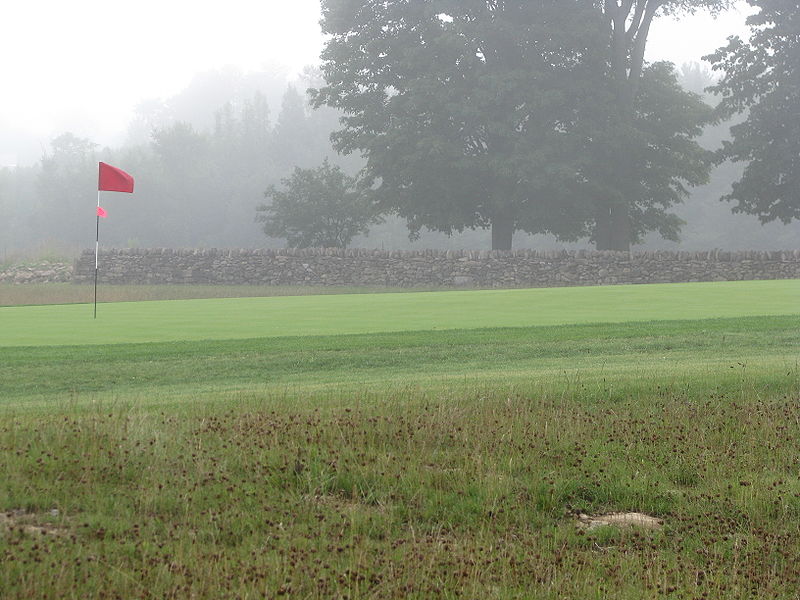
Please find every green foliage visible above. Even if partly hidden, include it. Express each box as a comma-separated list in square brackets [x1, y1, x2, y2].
[257, 159, 380, 248]
[706, 0, 800, 224]
[313, 0, 719, 250]
[646, 62, 800, 250]
[313, 0, 611, 250]
[272, 85, 315, 170]
[589, 0, 729, 250]
[583, 61, 714, 245]
[657, 0, 735, 14]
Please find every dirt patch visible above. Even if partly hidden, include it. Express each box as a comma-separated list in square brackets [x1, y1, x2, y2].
[0, 509, 67, 537]
[577, 512, 663, 531]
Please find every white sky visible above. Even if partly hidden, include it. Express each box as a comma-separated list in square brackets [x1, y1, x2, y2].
[0, 0, 753, 166]
[647, 2, 755, 66]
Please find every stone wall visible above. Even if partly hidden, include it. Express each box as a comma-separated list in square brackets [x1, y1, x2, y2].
[0, 262, 73, 284]
[72, 248, 800, 288]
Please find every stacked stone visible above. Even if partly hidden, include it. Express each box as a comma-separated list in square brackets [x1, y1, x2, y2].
[71, 248, 800, 288]
[0, 262, 73, 284]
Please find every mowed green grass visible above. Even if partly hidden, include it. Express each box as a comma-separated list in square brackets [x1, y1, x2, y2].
[1, 279, 798, 347]
[3, 315, 799, 409]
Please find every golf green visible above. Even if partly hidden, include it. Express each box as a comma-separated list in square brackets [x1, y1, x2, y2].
[1, 279, 797, 347]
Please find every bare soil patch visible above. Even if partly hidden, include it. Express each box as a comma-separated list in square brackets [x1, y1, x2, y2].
[576, 512, 663, 531]
[0, 509, 67, 537]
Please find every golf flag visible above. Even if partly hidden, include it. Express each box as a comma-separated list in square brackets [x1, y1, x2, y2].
[98, 162, 134, 193]
[94, 162, 134, 319]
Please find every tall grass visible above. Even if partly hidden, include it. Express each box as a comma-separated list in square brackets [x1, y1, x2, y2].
[2, 370, 800, 598]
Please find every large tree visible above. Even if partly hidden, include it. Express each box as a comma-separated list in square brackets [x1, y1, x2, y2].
[312, 0, 610, 250]
[313, 0, 724, 250]
[705, 0, 800, 225]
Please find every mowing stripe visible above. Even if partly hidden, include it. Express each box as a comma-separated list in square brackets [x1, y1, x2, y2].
[1, 279, 798, 347]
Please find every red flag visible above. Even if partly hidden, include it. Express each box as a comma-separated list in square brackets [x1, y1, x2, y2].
[96, 206, 107, 218]
[98, 162, 134, 193]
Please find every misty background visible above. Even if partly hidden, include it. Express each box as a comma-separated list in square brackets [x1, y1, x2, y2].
[1, 2, 798, 259]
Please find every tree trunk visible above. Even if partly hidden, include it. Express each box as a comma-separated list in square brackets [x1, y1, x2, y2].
[595, 204, 630, 252]
[594, 1, 659, 253]
[491, 211, 514, 251]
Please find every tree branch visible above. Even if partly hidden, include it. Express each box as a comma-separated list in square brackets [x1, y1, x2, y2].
[626, 1, 648, 46]
[609, 4, 630, 93]
[621, 0, 636, 16]
[628, 0, 660, 99]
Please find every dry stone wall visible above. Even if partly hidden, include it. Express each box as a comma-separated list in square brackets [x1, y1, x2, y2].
[72, 248, 800, 288]
[0, 262, 73, 284]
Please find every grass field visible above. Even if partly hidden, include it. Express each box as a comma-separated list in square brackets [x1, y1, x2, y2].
[2, 280, 800, 599]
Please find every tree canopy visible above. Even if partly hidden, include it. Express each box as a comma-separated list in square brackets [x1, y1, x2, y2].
[706, 0, 800, 224]
[256, 159, 380, 248]
[580, 0, 732, 250]
[313, 0, 721, 250]
[313, 0, 610, 250]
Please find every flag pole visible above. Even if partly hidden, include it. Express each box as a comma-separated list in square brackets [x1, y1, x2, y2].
[94, 190, 100, 319]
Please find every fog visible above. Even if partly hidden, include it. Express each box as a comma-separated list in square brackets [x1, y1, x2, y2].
[1, 1, 798, 260]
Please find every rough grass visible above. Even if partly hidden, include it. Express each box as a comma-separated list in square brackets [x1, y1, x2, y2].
[2, 371, 800, 598]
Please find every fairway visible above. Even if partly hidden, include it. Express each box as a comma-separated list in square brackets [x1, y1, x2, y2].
[1, 279, 798, 347]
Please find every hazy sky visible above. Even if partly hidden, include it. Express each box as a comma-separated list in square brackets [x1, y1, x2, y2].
[0, 0, 753, 165]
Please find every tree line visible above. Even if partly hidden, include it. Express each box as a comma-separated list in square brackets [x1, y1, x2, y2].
[0, 73, 357, 255]
[1, 0, 797, 256]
